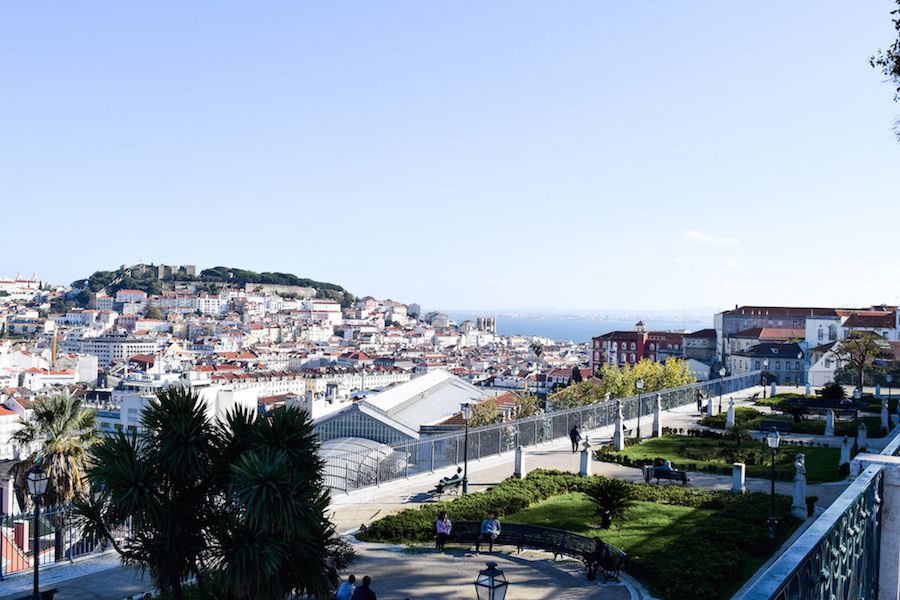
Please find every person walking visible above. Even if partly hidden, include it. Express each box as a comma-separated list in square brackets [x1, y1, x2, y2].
[336, 574, 356, 600]
[435, 510, 452, 552]
[475, 511, 502, 553]
[351, 575, 377, 600]
[696, 389, 703, 413]
[569, 424, 582, 453]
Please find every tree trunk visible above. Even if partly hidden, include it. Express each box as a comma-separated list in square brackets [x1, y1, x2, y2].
[859, 367, 865, 396]
[169, 573, 185, 600]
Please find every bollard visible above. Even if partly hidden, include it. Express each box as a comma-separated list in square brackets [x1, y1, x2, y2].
[825, 410, 835, 437]
[840, 436, 851, 466]
[579, 438, 592, 477]
[732, 463, 746, 494]
[725, 398, 736, 429]
[791, 454, 807, 519]
[514, 446, 525, 479]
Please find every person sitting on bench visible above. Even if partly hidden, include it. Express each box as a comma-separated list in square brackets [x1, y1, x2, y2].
[439, 467, 463, 485]
[586, 539, 607, 581]
[475, 511, 501, 553]
[654, 458, 674, 473]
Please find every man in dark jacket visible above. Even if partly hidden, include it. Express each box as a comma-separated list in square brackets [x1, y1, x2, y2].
[352, 575, 376, 600]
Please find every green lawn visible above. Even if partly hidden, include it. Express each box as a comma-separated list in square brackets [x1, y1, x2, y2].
[506, 491, 795, 600]
[597, 435, 843, 482]
[701, 408, 887, 438]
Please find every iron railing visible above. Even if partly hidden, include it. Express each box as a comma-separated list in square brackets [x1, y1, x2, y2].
[0, 504, 131, 579]
[735, 464, 884, 600]
[322, 371, 762, 494]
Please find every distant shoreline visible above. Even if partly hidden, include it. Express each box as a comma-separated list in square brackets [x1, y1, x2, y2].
[445, 312, 713, 344]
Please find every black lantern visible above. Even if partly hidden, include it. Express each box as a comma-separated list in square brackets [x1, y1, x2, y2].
[474, 561, 508, 600]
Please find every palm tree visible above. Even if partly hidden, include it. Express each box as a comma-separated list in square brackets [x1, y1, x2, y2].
[76, 386, 334, 600]
[12, 392, 98, 559]
[530, 341, 545, 367]
[586, 477, 635, 529]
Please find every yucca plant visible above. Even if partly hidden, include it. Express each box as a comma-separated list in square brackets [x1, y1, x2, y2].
[586, 477, 635, 529]
[75, 387, 335, 600]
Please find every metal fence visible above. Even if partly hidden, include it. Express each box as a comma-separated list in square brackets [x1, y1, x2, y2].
[0, 504, 131, 580]
[323, 371, 762, 494]
[736, 464, 884, 600]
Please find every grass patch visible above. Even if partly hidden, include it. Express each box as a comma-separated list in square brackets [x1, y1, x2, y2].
[597, 435, 843, 482]
[506, 491, 798, 600]
[700, 409, 887, 438]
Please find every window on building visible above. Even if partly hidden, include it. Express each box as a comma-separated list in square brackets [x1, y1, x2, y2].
[775, 361, 781, 370]
[630, 342, 636, 350]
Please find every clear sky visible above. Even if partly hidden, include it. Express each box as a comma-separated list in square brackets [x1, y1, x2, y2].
[2, 2, 899, 312]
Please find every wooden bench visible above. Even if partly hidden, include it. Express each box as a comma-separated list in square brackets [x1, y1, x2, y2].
[643, 466, 688, 486]
[448, 522, 627, 582]
[758, 420, 791, 434]
[427, 477, 462, 499]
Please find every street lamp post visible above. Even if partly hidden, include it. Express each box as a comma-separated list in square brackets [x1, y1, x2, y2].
[718, 367, 726, 414]
[888, 373, 894, 408]
[474, 561, 509, 600]
[26, 465, 49, 600]
[635, 378, 645, 439]
[762, 358, 770, 399]
[766, 428, 781, 540]
[797, 351, 804, 387]
[461, 402, 472, 494]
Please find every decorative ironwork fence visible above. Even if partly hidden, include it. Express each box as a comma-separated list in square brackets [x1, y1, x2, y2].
[736, 464, 884, 600]
[322, 371, 762, 494]
[0, 504, 131, 579]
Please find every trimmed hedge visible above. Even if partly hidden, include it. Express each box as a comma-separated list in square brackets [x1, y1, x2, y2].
[358, 470, 585, 542]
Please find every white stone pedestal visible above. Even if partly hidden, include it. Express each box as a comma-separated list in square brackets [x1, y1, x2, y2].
[791, 453, 807, 520]
[707, 395, 714, 417]
[805, 382, 811, 396]
[876, 384, 882, 398]
[825, 410, 835, 437]
[613, 401, 625, 451]
[771, 382, 777, 397]
[514, 446, 525, 479]
[732, 462, 746, 494]
[882, 398, 890, 430]
[579, 439, 592, 477]
[858, 423, 869, 450]
[652, 394, 662, 437]
[725, 398, 736, 429]
[840, 436, 851, 465]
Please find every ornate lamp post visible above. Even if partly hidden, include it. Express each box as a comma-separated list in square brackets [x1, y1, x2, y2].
[461, 402, 472, 494]
[766, 428, 781, 540]
[474, 561, 509, 600]
[718, 367, 726, 413]
[762, 358, 769, 398]
[797, 351, 804, 386]
[635, 377, 645, 439]
[26, 465, 49, 600]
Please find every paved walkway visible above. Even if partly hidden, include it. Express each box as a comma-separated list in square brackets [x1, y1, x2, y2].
[341, 540, 632, 600]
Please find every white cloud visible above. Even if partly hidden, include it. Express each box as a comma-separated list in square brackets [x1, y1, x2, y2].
[682, 229, 741, 246]
[724, 258, 740, 269]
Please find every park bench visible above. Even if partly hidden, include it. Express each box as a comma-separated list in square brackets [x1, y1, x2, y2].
[758, 420, 791, 434]
[642, 466, 688, 486]
[448, 522, 627, 582]
[748, 392, 759, 401]
[427, 477, 462, 499]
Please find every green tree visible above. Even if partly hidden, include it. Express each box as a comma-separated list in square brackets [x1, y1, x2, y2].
[469, 398, 500, 427]
[12, 393, 98, 559]
[12, 394, 98, 508]
[513, 393, 541, 419]
[75, 387, 335, 600]
[570, 365, 584, 384]
[871, 0, 900, 136]
[586, 477, 635, 529]
[530, 341, 545, 366]
[145, 305, 164, 320]
[834, 331, 892, 392]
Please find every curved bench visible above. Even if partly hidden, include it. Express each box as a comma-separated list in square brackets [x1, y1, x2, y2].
[447, 521, 627, 582]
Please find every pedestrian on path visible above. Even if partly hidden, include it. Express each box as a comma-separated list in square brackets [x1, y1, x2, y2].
[351, 575, 377, 600]
[336, 574, 356, 600]
[696, 389, 703, 413]
[569, 424, 582, 453]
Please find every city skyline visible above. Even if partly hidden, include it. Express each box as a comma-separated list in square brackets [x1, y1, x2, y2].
[3, 2, 900, 310]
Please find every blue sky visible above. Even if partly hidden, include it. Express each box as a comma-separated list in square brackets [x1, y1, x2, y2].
[2, 2, 898, 312]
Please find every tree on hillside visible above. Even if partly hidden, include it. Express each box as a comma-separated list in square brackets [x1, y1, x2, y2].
[570, 365, 584, 384]
[12, 393, 98, 559]
[834, 331, 893, 392]
[75, 387, 336, 600]
[145, 306, 164, 320]
[549, 359, 695, 410]
[530, 341, 545, 366]
[871, 0, 900, 136]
